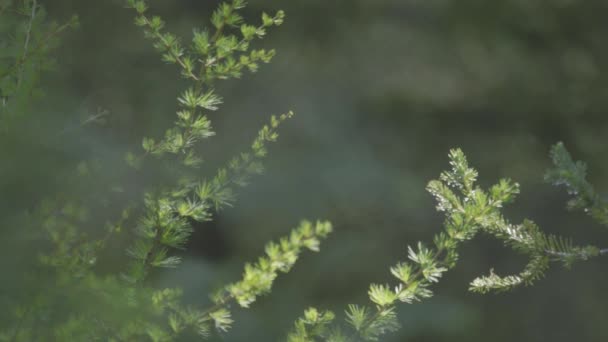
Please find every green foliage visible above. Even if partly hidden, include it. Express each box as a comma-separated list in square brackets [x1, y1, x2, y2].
[1, 1, 334, 341]
[220, 220, 332, 309]
[2, 1, 607, 341]
[286, 145, 606, 341]
[123, 0, 300, 285]
[0, 0, 78, 122]
[128, 220, 332, 341]
[545, 142, 608, 226]
[125, 0, 285, 168]
[124, 110, 295, 284]
[287, 308, 342, 342]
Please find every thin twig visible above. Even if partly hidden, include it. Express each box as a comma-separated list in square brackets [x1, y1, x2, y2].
[58, 108, 109, 136]
[17, 0, 37, 89]
[141, 16, 200, 81]
[545, 248, 608, 258]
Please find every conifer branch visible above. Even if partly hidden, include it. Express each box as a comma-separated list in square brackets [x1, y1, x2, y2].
[1, 0, 315, 340]
[545, 142, 608, 227]
[126, 0, 284, 170]
[287, 308, 339, 342]
[0, 0, 77, 116]
[0, 15, 77, 81]
[206, 220, 332, 332]
[124, 0, 294, 285]
[288, 146, 607, 341]
[10, 0, 607, 340]
[137, 14, 200, 82]
[149, 221, 332, 338]
[125, 111, 294, 284]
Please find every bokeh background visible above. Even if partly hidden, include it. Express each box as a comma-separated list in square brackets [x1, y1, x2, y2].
[3, 0, 608, 340]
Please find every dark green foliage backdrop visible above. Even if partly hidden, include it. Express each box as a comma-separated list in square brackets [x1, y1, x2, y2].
[3, 0, 608, 340]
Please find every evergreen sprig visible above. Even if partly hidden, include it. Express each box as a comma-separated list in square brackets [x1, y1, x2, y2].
[219, 220, 333, 309]
[123, 0, 293, 284]
[132, 220, 332, 340]
[126, 0, 285, 167]
[545, 142, 608, 226]
[287, 308, 343, 342]
[287, 146, 606, 341]
[125, 110, 295, 284]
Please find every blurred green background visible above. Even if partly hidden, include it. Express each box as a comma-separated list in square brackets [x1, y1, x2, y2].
[3, 0, 608, 340]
